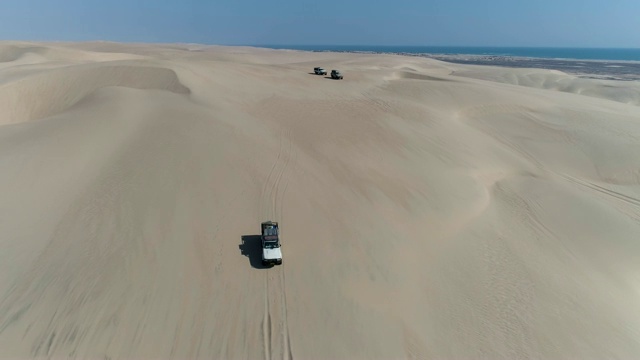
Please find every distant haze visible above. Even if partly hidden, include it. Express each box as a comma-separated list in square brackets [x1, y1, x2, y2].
[0, 0, 639, 47]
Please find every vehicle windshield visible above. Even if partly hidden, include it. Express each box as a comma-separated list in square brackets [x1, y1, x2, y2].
[265, 240, 280, 249]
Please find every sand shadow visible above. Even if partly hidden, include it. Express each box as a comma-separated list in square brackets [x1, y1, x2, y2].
[324, 76, 342, 80]
[394, 71, 453, 81]
[239, 235, 269, 269]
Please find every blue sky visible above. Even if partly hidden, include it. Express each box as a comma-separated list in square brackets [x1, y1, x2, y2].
[0, 0, 638, 47]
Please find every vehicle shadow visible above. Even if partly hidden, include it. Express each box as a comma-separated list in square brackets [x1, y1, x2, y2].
[239, 235, 270, 269]
[324, 76, 340, 80]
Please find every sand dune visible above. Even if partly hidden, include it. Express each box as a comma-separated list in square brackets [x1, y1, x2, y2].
[452, 66, 640, 106]
[0, 64, 189, 125]
[1, 41, 640, 359]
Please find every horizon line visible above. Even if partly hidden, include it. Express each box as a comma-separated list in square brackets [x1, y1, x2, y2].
[1, 39, 639, 50]
[250, 44, 640, 49]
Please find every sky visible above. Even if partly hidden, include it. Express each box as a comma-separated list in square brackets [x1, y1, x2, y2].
[0, 0, 638, 47]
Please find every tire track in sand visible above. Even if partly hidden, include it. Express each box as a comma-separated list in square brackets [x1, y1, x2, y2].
[263, 275, 271, 360]
[259, 125, 296, 360]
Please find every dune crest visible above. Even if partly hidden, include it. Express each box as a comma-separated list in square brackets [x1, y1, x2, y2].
[453, 67, 640, 106]
[0, 64, 189, 124]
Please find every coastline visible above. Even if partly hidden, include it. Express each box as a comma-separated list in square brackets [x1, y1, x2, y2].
[419, 53, 640, 81]
[272, 47, 640, 81]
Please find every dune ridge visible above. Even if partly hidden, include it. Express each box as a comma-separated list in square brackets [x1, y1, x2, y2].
[453, 66, 640, 106]
[0, 63, 190, 125]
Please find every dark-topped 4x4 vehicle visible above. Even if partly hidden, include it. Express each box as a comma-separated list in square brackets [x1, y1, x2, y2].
[261, 221, 282, 266]
[331, 70, 343, 79]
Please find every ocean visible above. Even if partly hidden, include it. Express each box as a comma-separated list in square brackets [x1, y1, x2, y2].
[257, 45, 640, 62]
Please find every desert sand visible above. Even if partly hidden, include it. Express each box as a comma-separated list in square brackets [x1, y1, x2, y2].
[1, 41, 640, 359]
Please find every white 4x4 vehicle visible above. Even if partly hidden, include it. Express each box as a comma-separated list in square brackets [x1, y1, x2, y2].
[314, 67, 327, 75]
[261, 221, 282, 266]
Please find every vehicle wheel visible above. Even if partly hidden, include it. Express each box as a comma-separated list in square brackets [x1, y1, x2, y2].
[262, 260, 268, 266]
